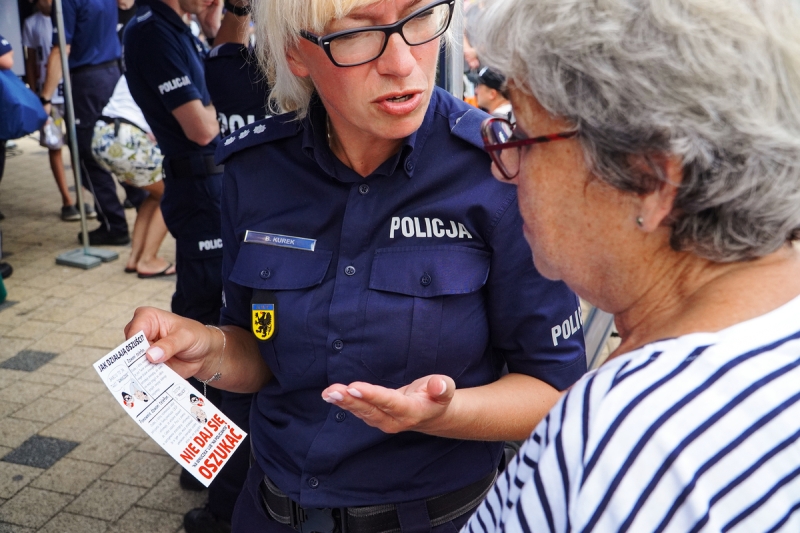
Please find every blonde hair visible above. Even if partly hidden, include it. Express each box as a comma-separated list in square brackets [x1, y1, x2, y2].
[252, 0, 461, 118]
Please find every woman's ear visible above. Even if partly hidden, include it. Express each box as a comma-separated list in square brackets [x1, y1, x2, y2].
[286, 46, 310, 77]
[637, 153, 682, 232]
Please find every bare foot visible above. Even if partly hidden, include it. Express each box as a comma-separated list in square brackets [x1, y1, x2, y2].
[136, 257, 176, 277]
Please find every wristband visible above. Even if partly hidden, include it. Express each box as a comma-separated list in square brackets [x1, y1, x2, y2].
[224, 0, 250, 16]
[40, 96, 51, 105]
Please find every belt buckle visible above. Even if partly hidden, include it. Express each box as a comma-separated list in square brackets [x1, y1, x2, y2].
[290, 501, 342, 533]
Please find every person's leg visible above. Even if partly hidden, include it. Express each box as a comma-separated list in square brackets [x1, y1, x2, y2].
[49, 149, 73, 207]
[71, 66, 128, 240]
[132, 184, 173, 275]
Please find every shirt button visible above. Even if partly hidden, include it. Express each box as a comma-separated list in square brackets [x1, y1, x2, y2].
[259, 269, 271, 279]
[405, 160, 414, 172]
[344, 265, 356, 276]
[332, 339, 344, 352]
[335, 411, 346, 422]
[308, 477, 319, 488]
[420, 273, 432, 286]
[359, 184, 369, 195]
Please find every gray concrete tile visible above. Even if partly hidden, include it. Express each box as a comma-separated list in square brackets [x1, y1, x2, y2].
[42, 384, 95, 405]
[67, 433, 142, 466]
[38, 512, 108, 533]
[0, 382, 55, 405]
[19, 372, 69, 386]
[0, 370, 28, 391]
[0, 462, 43, 499]
[78, 330, 128, 350]
[0, 350, 57, 372]
[39, 412, 110, 442]
[0, 419, 45, 449]
[1, 321, 59, 342]
[65, 480, 146, 521]
[0, 487, 73, 528]
[30, 458, 109, 495]
[0, 340, 33, 360]
[110, 506, 183, 533]
[0, 521, 35, 533]
[27, 332, 85, 355]
[2, 436, 78, 469]
[106, 416, 148, 439]
[14, 398, 77, 424]
[0, 404, 23, 420]
[9, 398, 77, 425]
[101, 451, 175, 489]
[62, 376, 106, 395]
[136, 437, 169, 456]
[137, 473, 207, 515]
[36, 362, 84, 377]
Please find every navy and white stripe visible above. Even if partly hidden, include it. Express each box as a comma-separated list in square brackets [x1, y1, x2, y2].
[464, 294, 800, 533]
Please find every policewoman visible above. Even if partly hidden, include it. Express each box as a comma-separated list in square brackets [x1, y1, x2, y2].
[125, 1, 587, 532]
[124, 0, 224, 325]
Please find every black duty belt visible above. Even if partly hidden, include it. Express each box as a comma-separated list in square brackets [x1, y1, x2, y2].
[70, 59, 119, 75]
[99, 116, 140, 136]
[165, 154, 224, 178]
[259, 470, 496, 533]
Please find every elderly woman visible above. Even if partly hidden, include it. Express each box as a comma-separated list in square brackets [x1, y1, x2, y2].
[125, 0, 586, 531]
[463, 0, 800, 531]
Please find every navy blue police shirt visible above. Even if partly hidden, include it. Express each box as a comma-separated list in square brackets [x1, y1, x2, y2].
[205, 43, 270, 138]
[52, 0, 120, 69]
[0, 35, 11, 56]
[123, 0, 218, 157]
[216, 87, 587, 508]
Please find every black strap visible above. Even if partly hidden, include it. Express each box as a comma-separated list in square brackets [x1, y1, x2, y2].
[260, 470, 496, 533]
[70, 59, 119, 75]
[165, 154, 224, 178]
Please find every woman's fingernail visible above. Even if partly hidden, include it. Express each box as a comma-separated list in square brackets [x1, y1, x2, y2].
[147, 346, 165, 363]
[324, 391, 344, 402]
[439, 380, 447, 395]
[347, 388, 363, 398]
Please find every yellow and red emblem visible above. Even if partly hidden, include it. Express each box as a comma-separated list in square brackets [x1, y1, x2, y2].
[252, 304, 275, 340]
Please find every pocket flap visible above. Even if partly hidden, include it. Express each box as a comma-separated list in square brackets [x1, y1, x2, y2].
[369, 246, 490, 297]
[229, 243, 332, 290]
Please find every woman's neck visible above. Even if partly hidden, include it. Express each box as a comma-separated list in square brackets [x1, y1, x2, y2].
[326, 115, 404, 178]
[610, 245, 800, 358]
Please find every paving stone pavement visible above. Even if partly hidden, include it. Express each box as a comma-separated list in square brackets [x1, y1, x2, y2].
[0, 137, 207, 532]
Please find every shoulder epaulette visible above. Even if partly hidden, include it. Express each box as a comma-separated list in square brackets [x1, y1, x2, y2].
[215, 114, 302, 165]
[449, 107, 491, 150]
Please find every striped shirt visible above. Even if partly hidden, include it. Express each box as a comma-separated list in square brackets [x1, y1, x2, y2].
[464, 294, 800, 533]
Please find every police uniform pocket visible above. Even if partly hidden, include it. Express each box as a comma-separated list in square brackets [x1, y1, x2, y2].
[361, 246, 491, 385]
[230, 244, 333, 376]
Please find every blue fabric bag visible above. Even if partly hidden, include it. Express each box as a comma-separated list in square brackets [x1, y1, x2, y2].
[0, 69, 48, 140]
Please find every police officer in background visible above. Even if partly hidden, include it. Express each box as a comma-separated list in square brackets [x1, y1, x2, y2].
[124, 0, 587, 531]
[205, 0, 270, 137]
[179, 1, 266, 531]
[474, 66, 512, 121]
[40, 0, 131, 245]
[124, 0, 223, 327]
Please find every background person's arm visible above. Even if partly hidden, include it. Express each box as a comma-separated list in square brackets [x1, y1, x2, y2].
[171, 99, 220, 146]
[0, 49, 13, 70]
[24, 48, 38, 90]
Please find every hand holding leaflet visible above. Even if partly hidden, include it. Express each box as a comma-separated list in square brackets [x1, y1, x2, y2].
[93, 331, 247, 487]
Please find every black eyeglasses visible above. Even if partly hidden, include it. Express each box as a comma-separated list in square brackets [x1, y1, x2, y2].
[481, 117, 578, 180]
[299, 0, 455, 67]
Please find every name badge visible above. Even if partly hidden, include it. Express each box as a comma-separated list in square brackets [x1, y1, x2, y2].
[244, 230, 316, 252]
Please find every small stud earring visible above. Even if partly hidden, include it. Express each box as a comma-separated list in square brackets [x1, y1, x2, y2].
[636, 216, 644, 228]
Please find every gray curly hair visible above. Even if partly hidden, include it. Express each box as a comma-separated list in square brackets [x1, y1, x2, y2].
[251, 0, 461, 119]
[477, 0, 800, 262]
